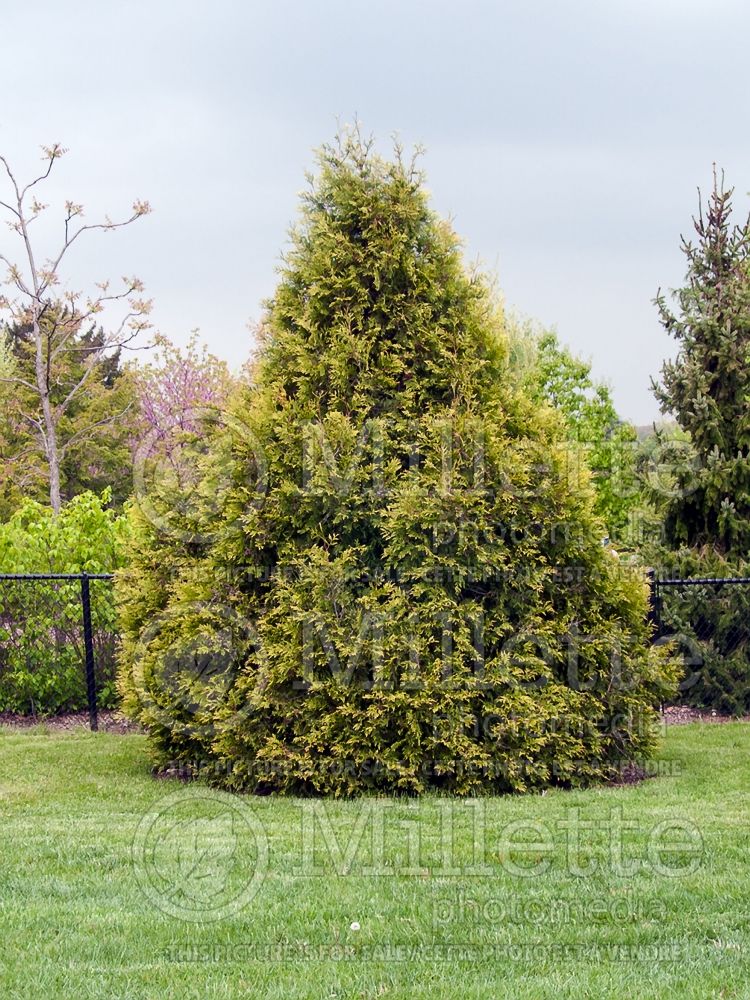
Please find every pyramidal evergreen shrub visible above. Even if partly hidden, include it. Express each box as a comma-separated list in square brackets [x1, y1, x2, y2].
[117, 131, 677, 794]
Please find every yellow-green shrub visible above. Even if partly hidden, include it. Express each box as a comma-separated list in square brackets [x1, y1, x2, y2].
[117, 133, 677, 794]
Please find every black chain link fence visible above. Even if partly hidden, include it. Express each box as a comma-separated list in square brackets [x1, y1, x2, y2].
[650, 574, 750, 714]
[0, 573, 116, 730]
[2, 570, 749, 730]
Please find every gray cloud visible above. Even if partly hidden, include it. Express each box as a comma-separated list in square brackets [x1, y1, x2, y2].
[1, 0, 748, 421]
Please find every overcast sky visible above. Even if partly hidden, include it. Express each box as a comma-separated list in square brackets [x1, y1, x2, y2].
[2, 0, 748, 423]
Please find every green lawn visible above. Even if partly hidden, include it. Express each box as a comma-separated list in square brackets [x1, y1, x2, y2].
[0, 723, 748, 999]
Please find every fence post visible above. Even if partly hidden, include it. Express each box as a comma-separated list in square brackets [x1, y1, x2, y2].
[646, 568, 660, 634]
[80, 573, 98, 732]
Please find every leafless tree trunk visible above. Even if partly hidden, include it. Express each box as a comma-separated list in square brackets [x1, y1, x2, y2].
[0, 144, 151, 512]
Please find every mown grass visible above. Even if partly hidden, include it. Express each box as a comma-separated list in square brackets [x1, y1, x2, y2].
[0, 722, 748, 999]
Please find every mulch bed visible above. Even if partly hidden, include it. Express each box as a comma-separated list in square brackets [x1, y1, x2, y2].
[1, 705, 748, 735]
[661, 705, 750, 725]
[0, 710, 141, 734]
[2, 706, 746, 793]
[607, 761, 650, 786]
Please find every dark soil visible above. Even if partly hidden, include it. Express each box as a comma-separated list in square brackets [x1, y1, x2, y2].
[661, 704, 750, 725]
[1, 705, 747, 737]
[0, 710, 141, 734]
[153, 763, 194, 781]
[607, 761, 650, 786]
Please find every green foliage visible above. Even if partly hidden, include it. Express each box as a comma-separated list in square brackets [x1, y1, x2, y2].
[530, 330, 640, 543]
[653, 174, 750, 556]
[650, 175, 750, 712]
[0, 489, 127, 575]
[0, 491, 127, 713]
[655, 547, 750, 715]
[0, 331, 15, 382]
[0, 312, 138, 518]
[118, 131, 677, 795]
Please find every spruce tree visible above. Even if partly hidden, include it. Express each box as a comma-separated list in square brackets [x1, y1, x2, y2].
[650, 173, 750, 712]
[653, 172, 750, 555]
[118, 131, 676, 794]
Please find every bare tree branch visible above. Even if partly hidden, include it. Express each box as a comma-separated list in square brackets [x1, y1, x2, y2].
[0, 374, 39, 393]
[0, 144, 151, 511]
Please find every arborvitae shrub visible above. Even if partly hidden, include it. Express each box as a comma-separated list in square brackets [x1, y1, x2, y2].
[117, 132, 677, 794]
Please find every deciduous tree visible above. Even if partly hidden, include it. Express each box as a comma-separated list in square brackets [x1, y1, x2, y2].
[531, 330, 639, 543]
[0, 144, 151, 512]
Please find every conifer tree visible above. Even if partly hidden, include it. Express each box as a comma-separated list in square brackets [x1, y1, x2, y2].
[653, 172, 750, 555]
[650, 173, 750, 713]
[118, 131, 676, 794]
